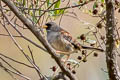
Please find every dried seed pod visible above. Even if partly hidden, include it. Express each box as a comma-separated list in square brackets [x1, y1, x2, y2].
[97, 23, 103, 29]
[82, 50, 87, 55]
[79, 0, 83, 3]
[72, 70, 76, 74]
[67, 63, 71, 66]
[118, 9, 120, 13]
[80, 34, 86, 40]
[92, 9, 98, 15]
[77, 56, 82, 60]
[93, 52, 98, 57]
[50, 66, 56, 72]
[101, 3, 104, 7]
[115, 0, 119, 6]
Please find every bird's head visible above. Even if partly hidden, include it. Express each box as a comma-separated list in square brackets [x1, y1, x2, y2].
[42, 22, 60, 32]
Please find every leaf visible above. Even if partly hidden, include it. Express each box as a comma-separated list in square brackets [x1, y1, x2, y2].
[93, 2, 97, 9]
[88, 10, 92, 15]
[59, 9, 64, 14]
[54, 0, 63, 16]
[19, 0, 22, 3]
[28, 5, 32, 14]
[53, 9, 65, 17]
[32, 16, 38, 23]
[23, 0, 26, 6]
[39, 8, 41, 15]
[54, 0, 61, 15]
[47, 0, 50, 7]
[29, 11, 33, 16]
[37, 0, 39, 4]
[54, 0, 60, 9]
[101, 0, 104, 3]
[54, 10, 59, 15]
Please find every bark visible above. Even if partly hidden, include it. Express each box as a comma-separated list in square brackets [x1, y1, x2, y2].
[105, 0, 120, 80]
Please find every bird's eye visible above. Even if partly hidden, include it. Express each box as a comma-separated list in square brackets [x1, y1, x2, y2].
[46, 23, 51, 27]
[45, 23, 51, 30]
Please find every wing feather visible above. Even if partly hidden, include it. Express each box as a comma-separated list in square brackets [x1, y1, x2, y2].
[60, 28, 81, 50]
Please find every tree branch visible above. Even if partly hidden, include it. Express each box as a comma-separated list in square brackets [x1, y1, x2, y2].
[1, 0, 77, 80]
[17, 0, 93, 12]
[0, 62, 31, 80]
[105, 0, 120, 80]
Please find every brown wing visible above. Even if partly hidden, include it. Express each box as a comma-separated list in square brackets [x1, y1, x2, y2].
[59, 28, 104, 52]
[60, 28, 81, 50]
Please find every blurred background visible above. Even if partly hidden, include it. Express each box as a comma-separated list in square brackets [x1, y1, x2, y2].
[0, 0, 120, 80]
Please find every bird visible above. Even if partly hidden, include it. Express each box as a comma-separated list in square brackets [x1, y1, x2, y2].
[42, 22, 104, 58]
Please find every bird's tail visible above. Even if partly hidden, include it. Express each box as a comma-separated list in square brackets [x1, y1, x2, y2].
[72, 41, 104, 52]
[81, 45, 104, 52]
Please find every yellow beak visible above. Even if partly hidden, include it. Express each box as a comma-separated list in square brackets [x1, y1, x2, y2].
[42, 25, 48, 29]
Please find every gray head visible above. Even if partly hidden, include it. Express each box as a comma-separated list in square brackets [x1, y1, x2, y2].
[43, 22, 61, 32]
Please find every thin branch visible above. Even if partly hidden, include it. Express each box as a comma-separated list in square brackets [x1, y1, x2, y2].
[0, 7, 44, 79]
[0, 10, 47, 53]
[5, 70, 19, 80]
[0, 62, 31, 80]
[78, 18, 105, 49]
[0, 33, 21, 37]
[28, 45, 35, 64]
[0, 57, 21, 74]
[18, 0, 93, 12]
[37, 0, 60, 23]
[2, 0, 78, 79]
[0, 53, 34, 68]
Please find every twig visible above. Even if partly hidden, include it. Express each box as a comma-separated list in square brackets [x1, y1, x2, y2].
[0, 57, 21, 74]
[0, 33, 21, 37]
[0, 53, 34, 68]
[2, 0, 78, 79]
[37, 0, 60, 23]
[0, 10, 47, 53]
[0, 6, 44, 79]
[0, 62, 31, 80]
[18, 0, 93, 12]
[28, 45, 35, 64]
